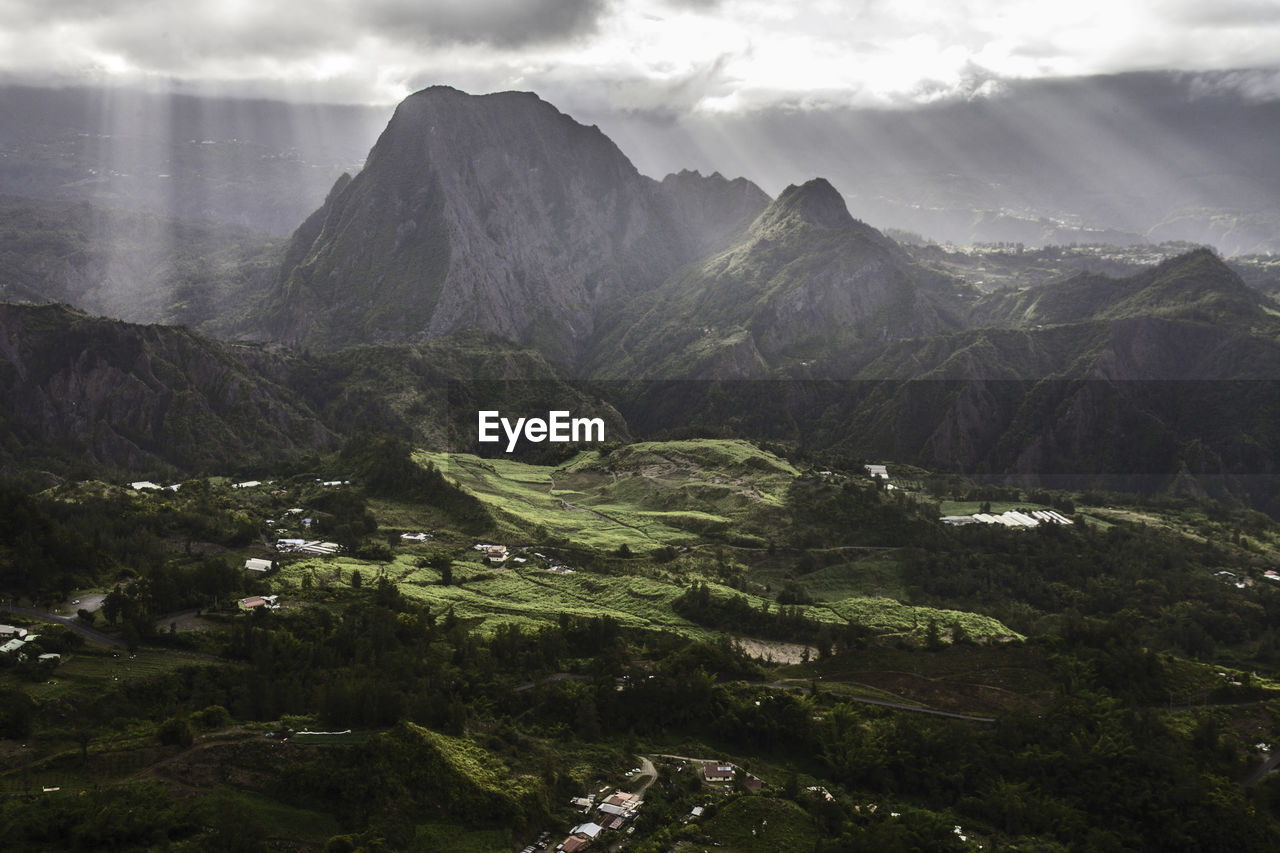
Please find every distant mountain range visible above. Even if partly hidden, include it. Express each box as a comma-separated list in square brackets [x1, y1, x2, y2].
[3, 83, 1280, 508]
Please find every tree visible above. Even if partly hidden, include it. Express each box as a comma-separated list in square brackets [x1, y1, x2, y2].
[351, 569, 363, 589]
[925, 618, 944, 651]
[121, 621, 141, 655]
[0, 689, 35, 738]
[102, 585, 126, 625]
[430, 554, 454, 586]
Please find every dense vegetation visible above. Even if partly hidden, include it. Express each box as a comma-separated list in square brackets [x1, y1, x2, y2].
[5, 442, 1280, 851]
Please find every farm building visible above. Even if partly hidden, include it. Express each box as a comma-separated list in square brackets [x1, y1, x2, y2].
[244, 558, 273, 573]
[703, 762, 734, 783]
[571, 822, 603, 840]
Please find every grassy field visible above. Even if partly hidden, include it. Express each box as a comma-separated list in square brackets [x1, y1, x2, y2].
[271, 548, 1020, 645]
[265, 439, 1020, 646]
[418, 440, 796, 550]
[16, 647, 215, 701]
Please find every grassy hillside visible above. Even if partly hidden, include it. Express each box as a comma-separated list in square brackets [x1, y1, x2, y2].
[418, 439, 798, 550]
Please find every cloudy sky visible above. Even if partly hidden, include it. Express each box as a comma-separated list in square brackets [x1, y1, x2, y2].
[4, 0, 1280, 111]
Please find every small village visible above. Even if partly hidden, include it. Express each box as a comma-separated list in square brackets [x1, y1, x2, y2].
[517, 757, 768, 853]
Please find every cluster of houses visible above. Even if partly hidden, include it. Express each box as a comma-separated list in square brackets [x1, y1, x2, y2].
[557, 789, 643, 851]
[0, 625, 57, 663]
[940, 509, 1074, 528]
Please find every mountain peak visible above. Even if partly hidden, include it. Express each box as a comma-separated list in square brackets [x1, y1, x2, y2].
[270, 86, 693, 360]
[760, 178, 854, 230]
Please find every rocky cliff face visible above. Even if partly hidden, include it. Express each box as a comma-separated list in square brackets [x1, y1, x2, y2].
[657, 169, 772, 256]
[269, 87, 769, 365]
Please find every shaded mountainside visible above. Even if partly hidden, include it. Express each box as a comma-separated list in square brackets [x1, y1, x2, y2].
[0, 303, 627, 481]
[294, 328, 630, 457]
[589, 179, 965, 378]
[0, 303, 334, 480]
[266, 86, 769, 363]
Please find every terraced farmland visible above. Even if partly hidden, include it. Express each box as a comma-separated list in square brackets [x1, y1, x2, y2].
[418, 439, 797, 550]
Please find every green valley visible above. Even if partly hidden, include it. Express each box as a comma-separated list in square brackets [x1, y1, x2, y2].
[5, 437, 1280, 850]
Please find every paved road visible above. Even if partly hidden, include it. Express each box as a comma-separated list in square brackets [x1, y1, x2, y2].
[69, 593, 106, 613]
[631, 756, 658, 797]
[2, 606, 219, 662]
[3, 605, 123, 647]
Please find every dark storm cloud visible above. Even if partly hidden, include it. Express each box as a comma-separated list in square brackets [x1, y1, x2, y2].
[359, 0, 608, 47]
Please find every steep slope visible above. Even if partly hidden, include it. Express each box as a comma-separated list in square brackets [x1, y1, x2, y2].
[0, 302, 629, 481]
[0, 303, 334, 478]
[266, 86, 768, 365]
[293, 328, 630, 457]
[657, 169, 773, 256]
[589, 179, 962, 378]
